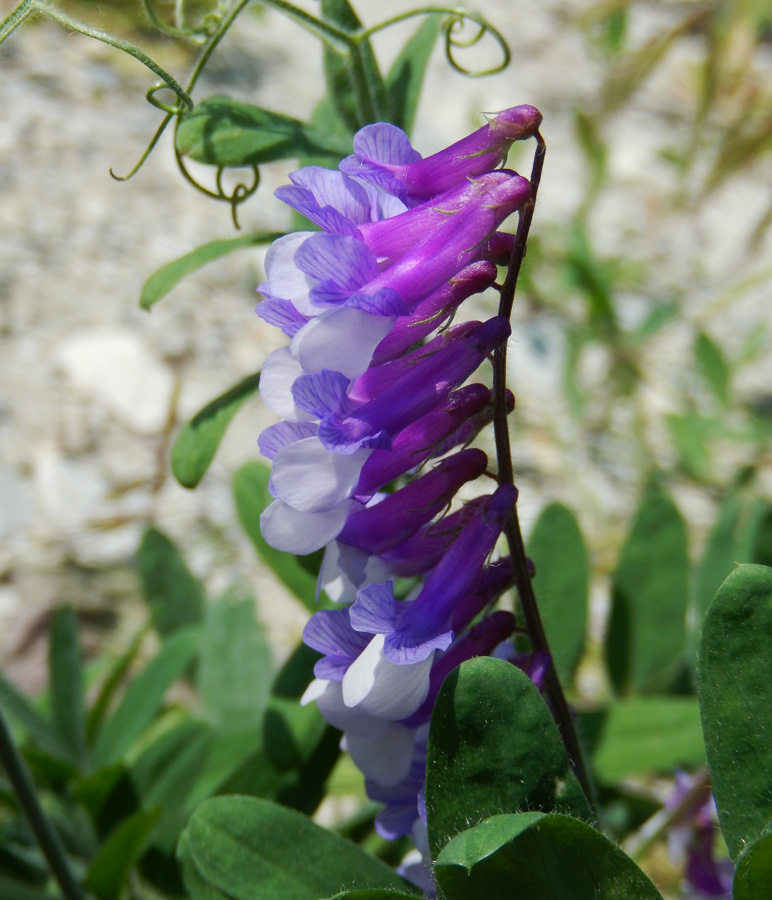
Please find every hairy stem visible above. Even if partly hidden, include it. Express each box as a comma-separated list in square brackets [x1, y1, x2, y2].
[492, 133, 596, 813]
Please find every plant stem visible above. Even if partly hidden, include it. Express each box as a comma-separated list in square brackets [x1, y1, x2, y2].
[0, 705, 87, 900]
[492, 133, 596, 814]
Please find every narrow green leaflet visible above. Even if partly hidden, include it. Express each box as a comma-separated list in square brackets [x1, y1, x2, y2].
[0, 670, 64, 760]
[140, 232, 281, 310]
[48, 605, 86, 766]
[606, 481, 689, 694]
[172, 372, 261, 489]
[590, 697, 704, 782]
[178, 795, 415, 900]
[434, 812, 662, 900]
[86, 627, 147, 744]
[733, 825, 772, 900]
[384, 13, 442, 134]
[85, 807, 161, 900]
[137, 527, 206, 637]
[176, 96, 346, 167]
[697, 564, 772, 860]
[198, 588, 273, 734]
[233, 461, 320, 611]
[527, 503, 589, 685]
[92, 627, 200, 768]
[694, 330, 730, 405]
[425, 657, 592, 862]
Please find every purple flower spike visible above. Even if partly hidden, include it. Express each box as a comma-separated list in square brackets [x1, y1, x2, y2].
[339, 448, 488, 555]
[341, 106, 541, 203]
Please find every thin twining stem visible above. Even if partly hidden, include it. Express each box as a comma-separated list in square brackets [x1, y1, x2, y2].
[492, 133, 596, 814]
[0, 705, 87, 900]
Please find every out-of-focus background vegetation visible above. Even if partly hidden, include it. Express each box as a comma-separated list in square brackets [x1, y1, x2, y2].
[2, 1, 772, 896]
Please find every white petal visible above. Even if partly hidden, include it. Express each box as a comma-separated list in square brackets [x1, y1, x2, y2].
[346, 722, 416, 786]
[343, 635, 434, 720]
[271, 438, 369, 512]
[314, 680, 388, 737]
[259, 347, 310, 421]
[263, 232, 316, 314]
[260, 499, 351, 554]
[293, 309, 396, 379]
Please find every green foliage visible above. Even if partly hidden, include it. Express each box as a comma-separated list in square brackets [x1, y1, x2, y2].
[425, 658, 593, 862]
[698, 563, 772, 861]
[140, 232, 281, 310]
[176, 96, 349, 167]
[732, 824, 772, 900]
[434, 812, 662, 899]
[606, 481, 689, 694]
[172, 371, 261, 488]
[527, 503, 589, 686]
[137, 526, 206, 637]
[233, 461, 322, 612]
[177, 796, 416, 900]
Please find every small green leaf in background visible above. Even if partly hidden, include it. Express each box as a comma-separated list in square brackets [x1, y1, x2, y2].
[385, 14, 443, 135]
[233, 461, 321, 611]
[137, 527, 206, 637]
[140, 232, 281, 310]
[697, 563, 772, 861]
[86, 627, 147, 744]
[434, 812, 662, 900]
[606, 481, 689, 694]
[425, 657, 593, 862]
[527, 503, 589, 686]
[590, 697, 704, 782]
[0, 670, 64, 760]
[92, 627, 200, 768]
[733, 824, 772, 900]
[178, 796, 416, 900]
[48, 606, 86, 766]
[198, 588, 272, 734]
[694, 330, 730, 405]
[666, 411, 720, 481]
[172, 372, 261, 489]
[176, 97, 346, 167]
[85, 807, 161, 900]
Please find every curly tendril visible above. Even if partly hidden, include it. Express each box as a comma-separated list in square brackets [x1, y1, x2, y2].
[361, 7, 510, 78]
[172, 133, 259, 229]
[142, 0, 223, 41]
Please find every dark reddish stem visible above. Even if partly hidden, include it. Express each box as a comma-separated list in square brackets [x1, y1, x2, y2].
[492, 132, 596, 813]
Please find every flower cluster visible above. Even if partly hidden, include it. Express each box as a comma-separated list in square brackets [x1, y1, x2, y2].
[257, 104, 542, 890]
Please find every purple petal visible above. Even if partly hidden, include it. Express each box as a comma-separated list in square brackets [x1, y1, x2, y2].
[351, 582, 401, 634]
[291, 369, 351, 418]
[257, 421, 317, 460]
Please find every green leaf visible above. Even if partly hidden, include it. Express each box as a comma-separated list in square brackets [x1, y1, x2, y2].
[385, 14, 442, 134]
[695, 330, 730, 404]
[233, 462, 320, 611]
[176, 96, 346, 167]
[527, 503, 589, 685]
[434, 812, 662, 900]
[85, 807, 160, 900]
[140, 232, 281, 310]
[750, 504, 772, 568]
[178, 795, 414, 900]
[425, 657, 593, 862]
[48, 605, 86, 766]
[0, 670, 63, 759]
[92, 627, 200, 768]
[324, 893, 419, 900]
[171, 372, 261, 488]
[666, 412, 721, 480]
[0, 878, 59, 900]
[590, 697, 704, 782]
[86, 627, 147, 744]
[733, 824, 772, 900]
[690, 494, 757, 663]
[697, 563, 772, 860]
[198, 588, 272, 733]
[137, 527, 206, 637]
[606, 482, 689, 694]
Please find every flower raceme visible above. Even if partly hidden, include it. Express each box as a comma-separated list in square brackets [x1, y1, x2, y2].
[256, 105, 543, 891]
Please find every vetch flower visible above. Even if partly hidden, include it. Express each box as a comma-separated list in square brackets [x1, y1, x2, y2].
[257, 104, 544, 893]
